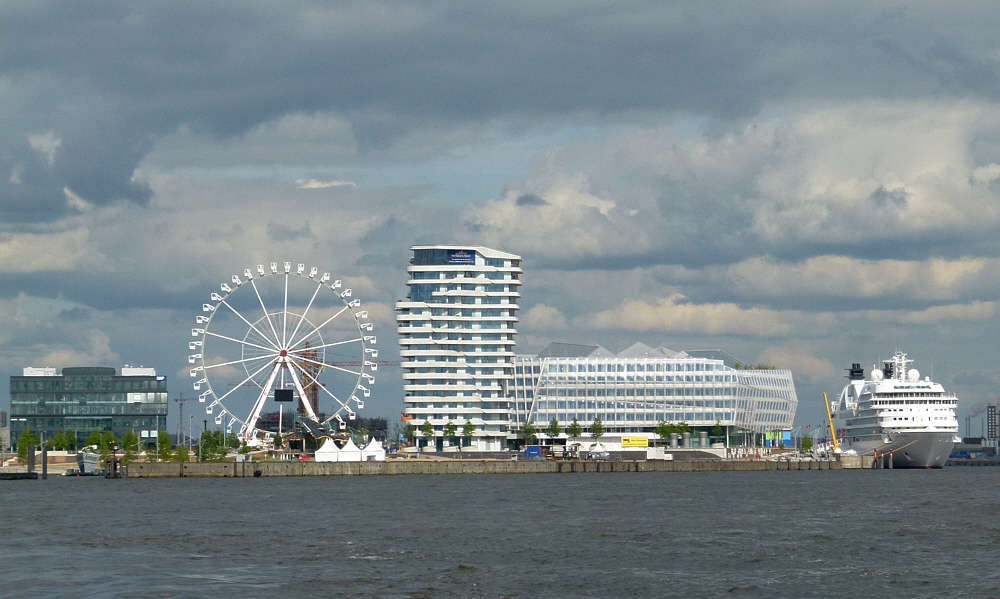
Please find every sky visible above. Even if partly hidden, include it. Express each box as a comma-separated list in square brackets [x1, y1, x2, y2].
[3, 1, 1000, 437]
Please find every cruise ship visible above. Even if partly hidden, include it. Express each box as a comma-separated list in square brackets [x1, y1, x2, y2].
[831, 351, 959, 468]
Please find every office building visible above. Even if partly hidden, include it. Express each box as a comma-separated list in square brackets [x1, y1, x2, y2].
[396, 245, 522, 451]
[9, 366, 168, 447]
[511, 342, 797, 445]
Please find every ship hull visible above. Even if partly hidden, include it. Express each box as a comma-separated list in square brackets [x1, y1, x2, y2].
[842, 431, 955, 469]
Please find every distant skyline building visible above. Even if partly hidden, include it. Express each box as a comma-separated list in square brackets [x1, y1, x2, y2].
[0, 409, 8, 454]
[511, 342, 798, 444]
[396, 245, 522, 451]
[9, 366, 168, 447]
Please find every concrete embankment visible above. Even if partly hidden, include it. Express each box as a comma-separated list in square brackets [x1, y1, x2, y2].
[126, 458, 846, 478]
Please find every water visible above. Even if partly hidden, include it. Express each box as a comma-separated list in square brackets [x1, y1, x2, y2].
[2, 469, 999, 598]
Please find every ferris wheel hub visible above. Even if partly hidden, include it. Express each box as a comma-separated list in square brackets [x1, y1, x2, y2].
[280, 350, 288, 357]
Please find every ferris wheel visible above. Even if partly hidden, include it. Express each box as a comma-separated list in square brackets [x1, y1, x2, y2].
[188, 262, 376, 443]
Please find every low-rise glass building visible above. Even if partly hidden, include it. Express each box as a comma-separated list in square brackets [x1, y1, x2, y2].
[510, 343, 797, 443]
[9, 366, 168, 447]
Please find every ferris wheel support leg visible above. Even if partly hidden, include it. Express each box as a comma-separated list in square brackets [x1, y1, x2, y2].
[243, 363, 281, 443]
[286, 362, 320, 422]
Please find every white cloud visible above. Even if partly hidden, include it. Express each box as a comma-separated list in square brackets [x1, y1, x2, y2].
[575, 294, 823, 337]
[64, 187, 93, 212]
[39, 329, 119, 369]
[296, 179, 357, 189]
[756, 345, 837, 382]
[27, 131, 61, 165]
[0, 228, 105, 273]
[522, 304, 569, 331]
[724, 256, 993, 301]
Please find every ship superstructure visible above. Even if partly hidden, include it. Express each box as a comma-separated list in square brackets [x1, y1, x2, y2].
[832, 351, 959, 468]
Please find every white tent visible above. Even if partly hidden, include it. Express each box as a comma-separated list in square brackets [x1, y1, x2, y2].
[338, 439, 363, 462]
[314, 438, 340, 463]
[361, 438, 386, 462]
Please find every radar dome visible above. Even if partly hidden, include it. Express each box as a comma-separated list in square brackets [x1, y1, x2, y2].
[871, 369, 884, 383]
[907, 369, 920, 382]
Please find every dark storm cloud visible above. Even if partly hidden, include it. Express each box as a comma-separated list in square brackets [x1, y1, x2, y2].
[5, 2, 1000, 223]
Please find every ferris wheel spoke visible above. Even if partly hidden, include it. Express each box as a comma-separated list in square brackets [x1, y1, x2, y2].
[205, 330, 277, 354]
[243, 362, 282, 442]
[212, 358, 277, 405]
[284, 361, 320, 421]
[286, 280, 323, 351]
[218, 299, 280, 350]
[289, 359, 348, 409]
[249, 278, 282, 347]
[282, 273, 290, 347]
[288, 305, 349, 348]
[287, 337, 363, 353]
[294, 353, 362, 377]
[203, 354, 278, 371]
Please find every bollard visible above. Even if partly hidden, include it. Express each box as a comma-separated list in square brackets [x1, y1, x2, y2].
[41, 446, 47, 479]
[670, 433, 679, 449]
[682, 432, 691, 448]
[888, 450, 893, 469]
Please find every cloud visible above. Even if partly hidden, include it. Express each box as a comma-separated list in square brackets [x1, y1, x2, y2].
[756, 345, 838, 382]
[38, 329, 119, 369]
[0, 228, 105, 273]
[723, 255, 995, 304]
[296, 179, 357, 189]
[522, 304, 568, 331]
[575, 294, 820, 337]
[28, 131, 61, 165]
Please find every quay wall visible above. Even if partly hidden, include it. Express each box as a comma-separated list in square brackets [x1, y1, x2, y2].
[126, 458, 845, 478]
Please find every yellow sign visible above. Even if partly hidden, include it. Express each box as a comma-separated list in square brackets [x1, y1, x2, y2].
[621, 436, 648, 448]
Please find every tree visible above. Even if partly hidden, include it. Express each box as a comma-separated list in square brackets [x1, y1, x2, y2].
[172, 445, 191, 462]
[17, 427, 40, 462]
[566, 418, 583, 443]
[654, 420, 672, 441]
[65, 429, 78, 452]
[420, 420, 434, 451]
[52, 431, 68, 451]
[802, 435, 813, 451]
[157, 430, 173, 462]
[226, 432, 241, 451]
[121, 430, 139, 465]
[99, 431, 118, 463]
[84, 428, 102, 448]
[273, 431, 283, 450]
[404, 423, 416, 446]
[545, 418, 561, 443]
[521, 422, 537, 445]
[443, 420, 457, 448]
[461, 419, 475, 452]
[590, 417, 604, 441]
[712, 419, 725, 438]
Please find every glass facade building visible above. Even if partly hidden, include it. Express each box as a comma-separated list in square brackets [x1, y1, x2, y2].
[396, 245, 522, 451]
[9, 366, 168, 447]
[511, 343, 797, 438]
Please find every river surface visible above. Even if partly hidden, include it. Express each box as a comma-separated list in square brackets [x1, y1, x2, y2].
[2, 468, 999, 598]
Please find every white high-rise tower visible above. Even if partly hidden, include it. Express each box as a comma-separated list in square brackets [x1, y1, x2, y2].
[396, 245, 522, 451]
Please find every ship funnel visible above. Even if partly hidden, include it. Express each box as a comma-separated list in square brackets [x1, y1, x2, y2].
[847, 363, 864, 380]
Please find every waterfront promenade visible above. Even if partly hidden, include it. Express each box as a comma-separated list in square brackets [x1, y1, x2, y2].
[122, 457, 853, 478]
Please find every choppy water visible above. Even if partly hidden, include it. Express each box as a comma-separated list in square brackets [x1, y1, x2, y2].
[2, 469, 999, 598]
